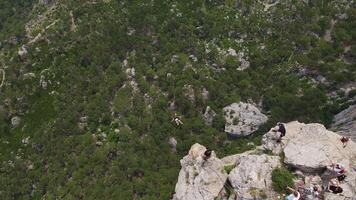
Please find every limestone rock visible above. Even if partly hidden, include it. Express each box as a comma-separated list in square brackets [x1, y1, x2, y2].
[324, 171, 356, 200]
[38, 0, 55, 5]
[237, 51, 250, 71]
[228, 154, 281, 199]
[282, 122, 356, 173]
[203, 106, 216, 126]
[125, 68, 136, 79]
[201, 87, 209, 101]
[331, 105, 356, 141]
[173, 143, 228, 200]
[11, 116, 21, 127]
[18, 45, 28, 58]
[223, 102, 268, 136]
[182, 84, 195, 103]
[262, 121, 303, 154]
[168, 137, 178, 151]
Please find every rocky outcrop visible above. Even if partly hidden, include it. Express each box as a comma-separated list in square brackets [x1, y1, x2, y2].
[263, 121, 356, 172]
[18, 45, 28, 59]
[168, 137, 178, 152]
[262, 121, 356, 200]
[223, 102, 268, 136]
[284, 123, 356, 173]
[182, 84, 195, 103]
[173, 143, 228, 200]
[174, 122, 356, 200]
[203, 106, 216, 126]
[228, 154, 281, 199]
[331, 105, 356, 141]
[11, 116, 21, 127]
[38, 0, 55, 5]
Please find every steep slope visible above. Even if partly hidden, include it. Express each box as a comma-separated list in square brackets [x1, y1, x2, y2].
[174, 122, 356, 200]
[0, 0, 355, 199]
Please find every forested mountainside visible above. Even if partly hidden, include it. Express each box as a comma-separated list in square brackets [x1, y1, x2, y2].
[0, 0, 355, 199]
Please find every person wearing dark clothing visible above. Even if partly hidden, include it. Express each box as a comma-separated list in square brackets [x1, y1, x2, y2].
[340, 136, 350, 148]
[272, 123, 286, 143]
[203, 149, 212, 161]
[329, 179, 343, 194]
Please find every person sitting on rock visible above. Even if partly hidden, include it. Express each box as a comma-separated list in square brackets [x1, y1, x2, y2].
[272, 122, 286, 143]
[323, 162, 347, 188]
[340, 136, 350, 148]
[333, 163, 347, 182]
[172, 113, 183, 125]
[328, 178, 343, 194]
[203, 148, 212, 161]
[285, 187, 300, 200]
[305, 185, 321, 198]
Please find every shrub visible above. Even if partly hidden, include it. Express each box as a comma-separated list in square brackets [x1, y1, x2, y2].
[271, 168, 295, 194]
[224, 164, 235, 174]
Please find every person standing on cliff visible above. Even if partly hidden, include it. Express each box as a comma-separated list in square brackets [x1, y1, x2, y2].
[272, 122, 286, 143]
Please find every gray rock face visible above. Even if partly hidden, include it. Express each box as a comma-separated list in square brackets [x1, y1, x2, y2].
[261, 121, 356, 199]
[182, 84, 195, 103]
[18, 45, 28, 58]
[203, 106, 216, 126]
[331, 105, 356, 141]
[11, 116, 21, 127]
[173, 143, 228, 200]
[201, 87, 209, 101]
[173, 122, 356, 200]
[228, 154, 281, 199]
[223, 102, 268, 136]
[282, 122, 356, 173]
[237, 51, 250, 71]
[168, 137, 178, 151]
[38, 0, 55, 5]
[263, 121, 356, 172]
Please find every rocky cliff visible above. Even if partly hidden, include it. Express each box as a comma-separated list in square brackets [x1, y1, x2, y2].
[173, 121, 356, 200]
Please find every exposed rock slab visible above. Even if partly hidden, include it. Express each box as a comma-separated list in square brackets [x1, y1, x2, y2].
[331, 104, 356, 141]
[173, 143, 228, 200]
[228, 154, 281, 199]
[282, 122, 356, 173]
[223, 102, 268, 136]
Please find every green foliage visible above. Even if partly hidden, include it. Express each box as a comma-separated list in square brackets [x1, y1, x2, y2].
[0, 0, 355, 199]
[113, 87, 132, 114]
[271, 168, 295, 194]
[224, 164, 235, 174]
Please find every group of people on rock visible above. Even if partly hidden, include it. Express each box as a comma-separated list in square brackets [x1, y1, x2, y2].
[272, 123, 352, 199]
[322, 162, 347, 194]
[284, 162, 348, 200]
[284, 181, 322, 200]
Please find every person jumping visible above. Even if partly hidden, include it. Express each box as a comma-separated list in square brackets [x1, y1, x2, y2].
[172, 113, 183, 125]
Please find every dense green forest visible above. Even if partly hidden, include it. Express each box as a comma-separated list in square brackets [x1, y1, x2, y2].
[0, 0, 355, 199]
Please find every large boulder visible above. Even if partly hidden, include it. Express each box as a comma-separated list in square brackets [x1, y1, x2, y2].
[228, 154, 281, 199]
[282, 122, 356, 173]
[262, 121, 306, 154]
[264, 121, 356, 172]
[331, 104, 356, 141]
[173, 143, 228, 200]
[223, 102, 268, 136]
[261, 121, 356, 199]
